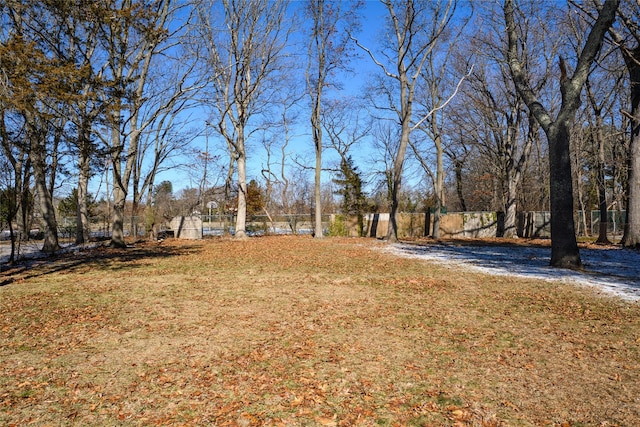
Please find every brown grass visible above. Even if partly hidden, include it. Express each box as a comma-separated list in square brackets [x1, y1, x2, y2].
[1, 236, 639, 426]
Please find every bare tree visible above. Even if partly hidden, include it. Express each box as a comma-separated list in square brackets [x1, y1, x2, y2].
[305, 0, 360, 238]
[564, 2, 626, 244]
[197, 0, 290, 239]
[50, 2, 108, 245]
[453, 3, 556, 238]
[123, 4, 209, 239]
[259, 80, 304, 230]
[323, 99, 370, 234]
[0, 142, 20, 264]
[352, 0, 457, 242]
[504, 0, 619, 268]
[585, 74, 623, 244]
[96, 0, 178, 247]
[0, 94, 33, 256]
[368, 121, 400, 213]
[411, 7, 471, 238]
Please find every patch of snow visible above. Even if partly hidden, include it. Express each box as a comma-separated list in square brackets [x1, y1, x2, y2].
[383, 243, 640, 302]
[0, 241, 99, 264]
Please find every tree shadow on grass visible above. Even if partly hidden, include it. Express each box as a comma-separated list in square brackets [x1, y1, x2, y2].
[0, 241, 202, 287]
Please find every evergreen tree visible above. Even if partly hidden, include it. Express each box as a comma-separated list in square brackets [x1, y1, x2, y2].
[58, 188, 97, 220]
[246, 180, 265, 218]
[153, 181, 175, 222]
[333, 155, 367, 236]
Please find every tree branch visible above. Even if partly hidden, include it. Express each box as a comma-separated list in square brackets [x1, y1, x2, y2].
[411, 64, 473, 132]
[503, 0, 553, 132]
[349, 34, 398, 79]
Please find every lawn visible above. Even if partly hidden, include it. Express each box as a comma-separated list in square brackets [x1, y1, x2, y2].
[1, 236, 639, 426]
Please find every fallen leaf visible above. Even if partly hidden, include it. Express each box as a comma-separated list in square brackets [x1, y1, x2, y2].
[315, 416, 337, 426]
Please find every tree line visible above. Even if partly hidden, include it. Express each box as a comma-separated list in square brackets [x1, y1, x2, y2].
[0, 0, 638, 269]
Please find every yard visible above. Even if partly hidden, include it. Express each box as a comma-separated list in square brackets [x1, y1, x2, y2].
[1, 236, 639, 426]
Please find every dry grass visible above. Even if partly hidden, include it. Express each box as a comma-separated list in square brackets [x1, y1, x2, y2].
[1, 236, 639, 426]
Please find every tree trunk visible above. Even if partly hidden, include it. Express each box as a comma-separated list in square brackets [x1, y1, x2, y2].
[110, 121, 127, 248]
[595, 116, 611, 244]
[111, 185, 127, 248]
[311, 93, 323, 238]
[7, 218, 16, 264]
[432, 131, 444, 239]
[503, 179, 518, 238]
[548, 121, 582, 268]
[131, 201, 139, 240]
[309, 0, 325, 239]
[576, 168, 589, 238]
[503, 112, 534, 238]
[573, 131, 589, 238]
[235, 130, 248, 239]
[76, 149, 91, 244]
[386, 120, 410, 242]
[4, 147, 33, 244]
[623, 119, 640, 247]
[586, 79, 611, 244]
[621, 52, 640, 248]
[17, 157, 32, 242]
[30, 142, 60, 254]
[314, 141, 323, 238]
[75, 121, 92, 245]
[387, 169, 401, 242]
[109, 110, 140, 248]
[453, 159, 466, 212]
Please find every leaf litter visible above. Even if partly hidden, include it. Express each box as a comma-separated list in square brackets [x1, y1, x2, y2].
[1, 236, 639, 426]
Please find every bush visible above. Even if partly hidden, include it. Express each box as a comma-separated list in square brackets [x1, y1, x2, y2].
[329, 215, 347, 237]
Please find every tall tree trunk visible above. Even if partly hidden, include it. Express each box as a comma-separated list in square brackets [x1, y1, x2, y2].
[311, 89, 324, 238]
[30, 141, 60, 254]
[453, 158, 467, 212]
[47, 121, 62, 200]
[111, 186, 127, 248]
[548, 120, 581, 268]
[314, 139, 323, 238]
[586, 79, 611, 244]
[575, 159, 589, 238]
[387, 117, 410, 242]
[18, 157, 32, 242]
[76, 148, 91, 244]
[502, 113, 534, 238]
[432, 131, 444, 239]
[595, 115, 611, 244]
[309, 0, 325, 239]
[75, 120, 92, 244]
[623, 118, 640, 247]
[110, 123, 127, 248]
[110, 104, 141, 248]
[621, 50, 640, 248]
[504, 179, 518, 238]
[235, 129, 248, 239]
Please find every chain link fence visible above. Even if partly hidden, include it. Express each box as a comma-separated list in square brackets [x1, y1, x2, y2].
[9, 211, 627, 242]
[54, 214, 332, 239]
